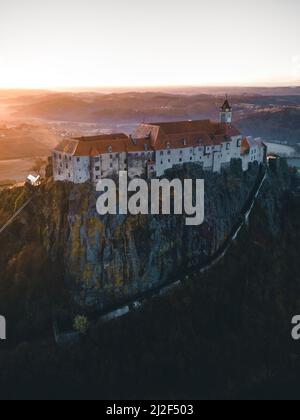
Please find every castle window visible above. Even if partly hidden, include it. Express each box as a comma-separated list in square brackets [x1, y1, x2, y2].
[95, 166, 100, 172]
[160, 151, 164, 156]
[167, 151, 171, 155]
[77, 158, 80, 162]
[179, 158, 182, 163]
[226, 143, 230, 150]
[94, 157, 100, 162]
[108, 146, 113, 153]
[110, 163, 113, 168]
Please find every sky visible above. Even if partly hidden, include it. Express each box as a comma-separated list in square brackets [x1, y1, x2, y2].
[0, 0, 300, 89]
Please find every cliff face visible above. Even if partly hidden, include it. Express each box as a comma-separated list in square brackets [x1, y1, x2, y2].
[236, 108, 300, 145]
[39, 161, 263, 311]
[0, 160, 290, 313]
[0, 159, 297, 400]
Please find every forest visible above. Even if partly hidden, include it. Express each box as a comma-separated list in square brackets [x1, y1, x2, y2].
[0, 165, 299, 399]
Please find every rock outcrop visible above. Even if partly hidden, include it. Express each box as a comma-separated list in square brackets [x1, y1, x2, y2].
[40, 161, 262, 310]
[0, 159, 290, 313]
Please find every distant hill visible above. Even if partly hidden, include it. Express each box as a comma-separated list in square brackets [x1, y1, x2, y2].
[8, 91, 300, 124]
[0, 124, 62, 182]
[10, 92, 221, 123]
[236, 108, 300, 145]
[0, 125, 60, 160]
[2, 90, 300, 146]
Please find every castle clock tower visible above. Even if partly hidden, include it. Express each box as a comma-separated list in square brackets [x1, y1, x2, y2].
[220, 96, 233, 124]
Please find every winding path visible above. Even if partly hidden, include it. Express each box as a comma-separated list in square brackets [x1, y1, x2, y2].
[0, 197, 33, 235]
[99, 168, 269, 321]
[0, 168, 269, 343]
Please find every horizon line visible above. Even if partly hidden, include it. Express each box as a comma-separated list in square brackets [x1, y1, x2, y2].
[1, 83, 300, 92]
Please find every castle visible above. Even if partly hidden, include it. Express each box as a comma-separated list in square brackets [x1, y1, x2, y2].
[52, 98, 266, 183]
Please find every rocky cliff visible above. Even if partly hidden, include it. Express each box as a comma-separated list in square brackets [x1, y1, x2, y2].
[0, 159, 292, 316]
[1, 160, 274, 313]
[0, 157, 298, 399]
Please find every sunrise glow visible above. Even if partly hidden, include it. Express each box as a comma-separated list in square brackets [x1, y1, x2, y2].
[0, 0, 300, 89]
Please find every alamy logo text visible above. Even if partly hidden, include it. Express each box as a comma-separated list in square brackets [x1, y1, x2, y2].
[96, 171, 205, 226]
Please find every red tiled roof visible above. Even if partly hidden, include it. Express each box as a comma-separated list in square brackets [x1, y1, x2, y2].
[55, 134, 130, 156]
[54, 120, 241, 157]
[132, 120, 240, 150]
[73, 133, 128, 142]
[224, 125, 241, 137]
[55, 133, 153, 156]
[243, 137, 265, 149]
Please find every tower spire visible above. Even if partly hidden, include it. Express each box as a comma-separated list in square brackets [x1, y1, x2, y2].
[220, 95, 232, 124]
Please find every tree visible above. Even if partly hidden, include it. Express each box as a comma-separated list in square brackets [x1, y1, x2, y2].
[73, 315, 89, 335]
[30, 158, 46, 177]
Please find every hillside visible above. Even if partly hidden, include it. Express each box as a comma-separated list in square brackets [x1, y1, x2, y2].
[0, 125, 60, 160]
[9, 92, 220, 123]
[0, 124, 62, 183]
[236, 108, 300, 145]
[0, 160, 299, 399]
[7, 92, 300, 125]
[0, 161, 262, 316]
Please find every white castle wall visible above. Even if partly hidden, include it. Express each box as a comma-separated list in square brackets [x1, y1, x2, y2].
[73, 157, 90, 184]
[231, 136, 243, 160]
[53, 152, 75, 182]
[52, 134, 265, 184]
[128, 151, 154, 179]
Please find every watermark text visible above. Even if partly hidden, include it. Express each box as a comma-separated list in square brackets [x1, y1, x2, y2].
[0, 315, 6, 340]
[96, 172, 205, 226]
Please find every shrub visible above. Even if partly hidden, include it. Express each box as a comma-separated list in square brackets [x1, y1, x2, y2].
[73, 315, 89, 335]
